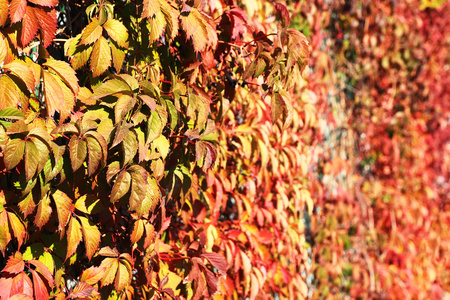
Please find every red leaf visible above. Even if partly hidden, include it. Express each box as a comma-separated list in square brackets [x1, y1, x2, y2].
[30, 269, 49, 300]
[0, 277, 13, 299]
[28, 260, 54, 288]
[2, 252, 24, 274]
[34, 8, 57, 48]
[21, 6, 39, 47]
[274, 3, 290, 28]
[28, 0, 58, 7]
[10, 272, 33, 297]
[201, 252, 227, 275]
[9, 0, 26, 24]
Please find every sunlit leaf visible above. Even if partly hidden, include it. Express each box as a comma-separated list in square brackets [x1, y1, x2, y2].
[103, 19, 128, 47]
[66, 216, 82, 261]
[90, 36, 111, 77]
[79, 216, 101, 260]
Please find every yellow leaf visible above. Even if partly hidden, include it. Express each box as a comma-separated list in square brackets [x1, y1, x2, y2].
[135, 176, 160, 217]
[0, 0, 8, 27]
[99, 257, 118, 286]
[0, 33, 7, 64]
[3, 61, 35, 92]
[35, 194, 52, 230]
[0, 75, 27, 110]
[142, 0, 161, 18]
[44, 58, 79, 94]
[66, 216, 82, 261]
[110, 44, 126, 74]
[103, 19, 128, 48]
[90, 36, 111, 77]
[81, 18, 103, 45]
[52, 189, 74, 236]
[79, 216, 101, 260]
[7, 212, 26, 249]
[130, 219, 144, 244]
[42, 70, 64, 117]
[148, 10, 165, 44]
[115, 261, 131, 291]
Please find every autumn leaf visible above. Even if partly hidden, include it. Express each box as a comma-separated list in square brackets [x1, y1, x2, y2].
[30, 269, 50, 300]
[3, 61, 36, 92]
[7, 212, 26, 249]
[34, 194, 52, 230]
[201, 252, 227, 275]
[115, 260, 131, 291]
[44, 59, 79, 95]
[90, 36, 111, 77]
[0, 0, 8, 27]
[2, 252, 24, 274]
[80, 266, 106, 285]
[34, 7, 57, 48]
[81, 18, 103, 45]
[52, 189, 74, 236]
[20, 6, 39, 46]
[130, 220, 144, 243]
[103, 19, 128, 47]
[9, 0, 26, 24]
[99, 257, 119, 287]
[42, 70, 65, 117]
[66, 216, 82, 261]
[4, 139, 25, 170]
[67, 281, 96, 299]
[110, 170, 132, 203]
[69, 136, 87, 172]
[79, 216, 101, 260]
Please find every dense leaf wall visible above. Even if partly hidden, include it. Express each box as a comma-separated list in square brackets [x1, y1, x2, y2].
[0, 0, 313, 299]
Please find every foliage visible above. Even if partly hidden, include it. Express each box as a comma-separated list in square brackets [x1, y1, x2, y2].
[297, 0, 450, 298]
[0, 0, 312, 299]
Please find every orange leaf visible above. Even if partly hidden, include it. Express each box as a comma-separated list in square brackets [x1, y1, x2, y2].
[9, 0, 26, 24]
[0, 76, 26, 109]
[90, 36, 111, 77]
[2, 61, 35, 92]
[103, 19, 128, 47]
[142, 0, 161, 18]
[0, 0, 8, 27]
[11, 272, 33, 297]
[98, 246, 119, 257]
[80, 266, 106, 285]
[20, 6, 39, 47]
[115, 261, 131, 291]
[4, 138, 25, 170]
[99, 257, 118, 287]
[79, 216, 101, 260]
[52, 189, 74, 235]
[42, 70, 64, 117]
[28, 260, 54, 287]
[66, 216, 82, 261]
[28, 0, 58, 7]
[44, 58, 79, 94]
[34, 194, 52, 230]
[7, 212, 26, 249]
[130, 219, 144, 244]
[2, 252, 24, 274]
[34, 8, 57, 48]
[68, 281, 95, 299]
[30, 269, 49, 300]
[81, 18, 103, 45]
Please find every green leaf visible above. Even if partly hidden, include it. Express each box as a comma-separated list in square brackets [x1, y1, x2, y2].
[69, 136, 87, 172]
[115, 94, 135, 124]
[4, 138, 25, 170]
[0, 107, 25, 120]
[110, 170, 131, 203]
